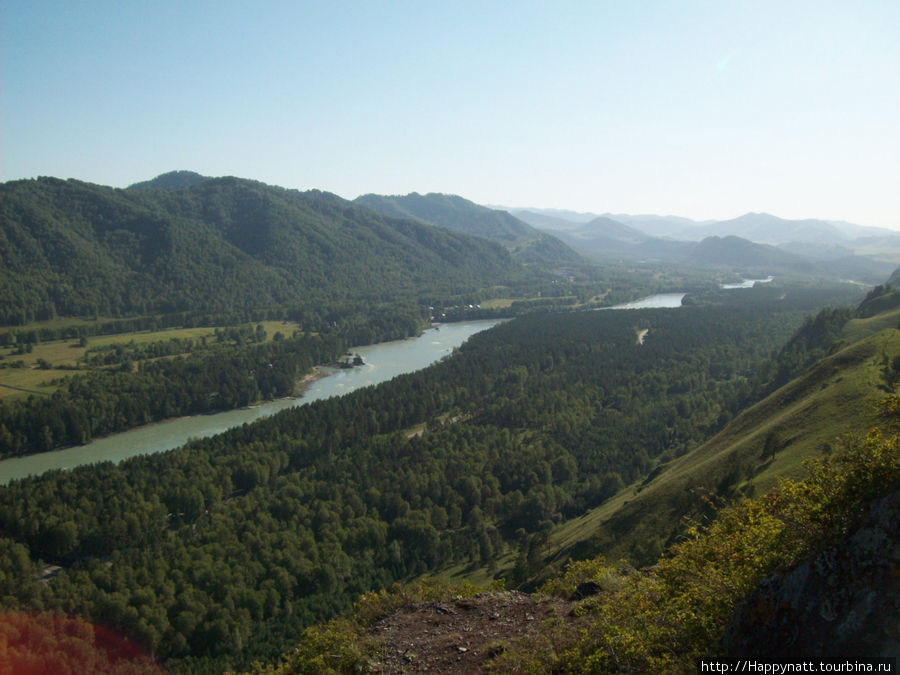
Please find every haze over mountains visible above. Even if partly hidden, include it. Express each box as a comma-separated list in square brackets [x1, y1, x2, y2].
[509, 207, 896, 241]
[507, 206, 900, 282]
[3, 170, 896, 330]
[2, 169, 898, 671]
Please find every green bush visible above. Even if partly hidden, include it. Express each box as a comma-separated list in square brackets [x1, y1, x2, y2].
[550, 426, 900, 673]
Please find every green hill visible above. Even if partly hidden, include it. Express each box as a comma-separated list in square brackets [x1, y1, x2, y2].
[547, 291, 899, 566]
[127, 170, 208, 190]
[354, 192, 584, 267]
[0, 273, 876, 670]
[687, 235, 817, 274]
[269, 288, 900, 673]
[0, 175, 526, 325]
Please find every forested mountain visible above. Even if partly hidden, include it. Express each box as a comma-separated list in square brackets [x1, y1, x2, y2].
[686, 235, 817, 273]
[272, 284, 900, 673]
[354, 192, 584, 267]
[0, 279, 867, 671]
[546, 218, 693, 261]
[1, 170, 893, 670]
[0, 175, 526, 325]
[888, 267, 900, 286]
[128, 170, 208, 191]
[685, 235, 898, 282]
[510, 207, 900, 279]
[504, 208, 595, 230]
[536, 220, 893, 282]
[515, 207, 897, 243]
[511, 208, 710, 237]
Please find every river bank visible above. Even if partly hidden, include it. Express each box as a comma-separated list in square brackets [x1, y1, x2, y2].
[1, 295, 694, 485]
[0, 320, 503, 484]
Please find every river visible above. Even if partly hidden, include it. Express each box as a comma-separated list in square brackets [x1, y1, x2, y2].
[0, 320, 501, 484]
[607, 293, 686, 309]
[0, 293, 692, 484]
[721, 276, 774, 289]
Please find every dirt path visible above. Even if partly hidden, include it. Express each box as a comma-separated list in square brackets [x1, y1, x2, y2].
[0, 382, 51, 396]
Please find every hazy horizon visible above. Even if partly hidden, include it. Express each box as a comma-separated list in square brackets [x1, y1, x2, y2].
[2, 2, 898, 230]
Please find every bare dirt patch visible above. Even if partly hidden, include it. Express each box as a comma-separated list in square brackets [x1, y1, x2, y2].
[369, 591, 574, 673]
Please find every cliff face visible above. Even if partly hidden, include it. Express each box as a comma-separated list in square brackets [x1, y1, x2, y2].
[725, 486, 900, 658]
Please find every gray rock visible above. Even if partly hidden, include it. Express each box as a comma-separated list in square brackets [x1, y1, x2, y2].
[724, 486, 900, 658]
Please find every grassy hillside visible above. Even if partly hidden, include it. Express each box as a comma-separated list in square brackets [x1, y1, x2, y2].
[261, 406, 900, 673]
[265, 288, 900, 673]
[547, 302, 899, 567]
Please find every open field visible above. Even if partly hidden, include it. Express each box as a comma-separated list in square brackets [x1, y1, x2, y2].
[0, 369, 67, 398]
[0, 326, 217, 371]
[0, 320, 302, 400]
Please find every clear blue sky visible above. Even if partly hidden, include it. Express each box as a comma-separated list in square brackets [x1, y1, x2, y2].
[2, 1, 898, 228]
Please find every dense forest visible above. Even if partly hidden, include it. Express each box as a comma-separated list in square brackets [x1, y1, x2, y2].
[0, 174, 752, 459]
[2, 171, 887, 671]
[0, 282, 863, 671]
[354, 192, 583, 266]
[0, 176, 532, 326]
[280, 401, 899, 673]
[0, 307, 422, 458]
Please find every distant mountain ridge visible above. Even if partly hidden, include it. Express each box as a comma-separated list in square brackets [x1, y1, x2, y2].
[510, 207, 896, 242]
[687, 212, 847, 246]
[355, 193, 585, 267]
[507, 206, 899, 281]
[686, 235, 817, 273]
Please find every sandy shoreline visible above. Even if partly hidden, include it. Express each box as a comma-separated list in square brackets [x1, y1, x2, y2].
[293, 366, 329, 397]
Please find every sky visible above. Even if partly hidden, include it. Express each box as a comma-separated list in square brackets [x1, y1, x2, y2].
[2, 1, 898, 228]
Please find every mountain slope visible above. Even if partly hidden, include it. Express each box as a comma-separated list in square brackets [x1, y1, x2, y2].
[548, 295, 900, 565]
[0, 175, 525, 324]
[688, 212, 849, 245]
[686, 235, 818, 273]
[545, 216, 699, 261]
[354, 192, 584, 267]
[271, 382, 900, 672]
[128, 170, 208, 190]
[508, 208, 707, 236]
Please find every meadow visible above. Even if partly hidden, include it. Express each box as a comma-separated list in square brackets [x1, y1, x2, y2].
[0, 320, 301, 400]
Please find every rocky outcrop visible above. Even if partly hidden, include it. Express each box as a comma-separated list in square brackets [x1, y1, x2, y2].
[724, 486, 900, 658]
